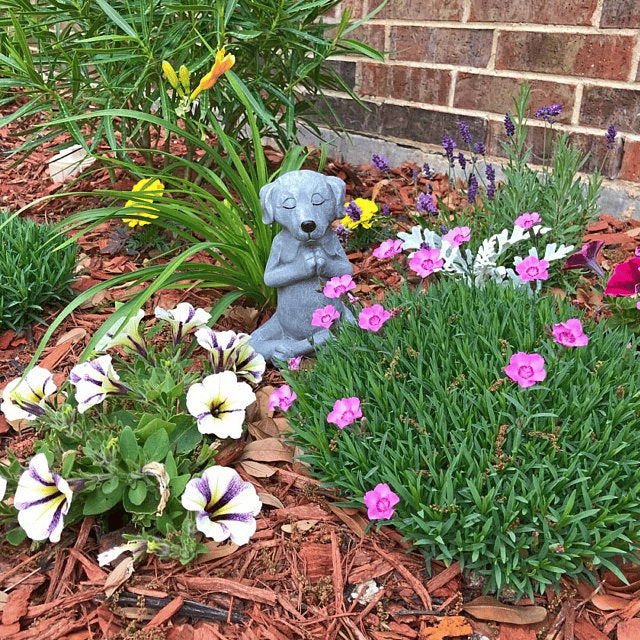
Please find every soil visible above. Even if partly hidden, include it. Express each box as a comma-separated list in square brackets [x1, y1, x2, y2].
[2, 98, 640, 640]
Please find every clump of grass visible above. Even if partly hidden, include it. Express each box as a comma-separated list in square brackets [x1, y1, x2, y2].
[0, 211, 78, 332]
[283, 279, 640, 598]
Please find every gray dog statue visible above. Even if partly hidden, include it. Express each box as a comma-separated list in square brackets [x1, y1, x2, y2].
[248, 170, 355, 363]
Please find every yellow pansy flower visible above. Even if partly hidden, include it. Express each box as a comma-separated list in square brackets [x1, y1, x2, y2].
[340, 198, 378, 230]
[123, 178, 165, 227]
[190, 48, 235, 100]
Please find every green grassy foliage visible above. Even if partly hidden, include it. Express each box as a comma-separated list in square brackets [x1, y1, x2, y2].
[283, 279, 640, 597]
[0, 211, 77, 332]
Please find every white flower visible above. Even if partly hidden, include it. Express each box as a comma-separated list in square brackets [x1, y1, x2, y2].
[186, 371, 255, 438]
[69, 355, 127, 413]
[95, 309, 146, 356]
[181, 466, 261, 545]
[14, 454, 73, 543]
[155, 303, 211, 343]
[195, 328, 265, 383]
[1, 367, 56, 421]
[0, 476, 6, 502]
[98, 540, 148, 567]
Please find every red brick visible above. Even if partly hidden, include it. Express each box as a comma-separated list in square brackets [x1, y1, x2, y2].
[600, 0, 640, 27]
[470, 0, 597, 25]
[348, 23, 385, 53]
[361, 63, 451, 105]
[496, 31, 634, 81]
[485, 119, 563, 166]
[390, 26, 493, 67]
[326, 0, 364, 20]
[454, 74, 575, 123]
[566, 131, 623, 179]
[619, 140, 640, 183]
[579, 86, 640, 131]
[379, 0, 463, 21]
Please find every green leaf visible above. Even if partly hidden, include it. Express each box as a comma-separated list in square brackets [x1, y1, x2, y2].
[83, 486, 124, 515]
[143, 429, 170, 462]
[119, 426, 141, 466]
[5, 527, 27, 546]
[128, 480, 148, 506]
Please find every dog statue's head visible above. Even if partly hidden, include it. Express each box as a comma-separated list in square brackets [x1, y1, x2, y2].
[260, 170, 346, 242]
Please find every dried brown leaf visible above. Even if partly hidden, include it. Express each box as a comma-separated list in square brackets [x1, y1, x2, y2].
[240, 460, 278, 478]
[326, 503, 368, 537]
[195, 541, 239, 564]
[591, 593, 629, 611]
[239, 437, 293, 463]
[103, 557, 134, 599]
[257, 491, 285, 509]
[461, 595, 547, 625]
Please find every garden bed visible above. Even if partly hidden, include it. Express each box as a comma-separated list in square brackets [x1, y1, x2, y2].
[2, 100, 640, 640]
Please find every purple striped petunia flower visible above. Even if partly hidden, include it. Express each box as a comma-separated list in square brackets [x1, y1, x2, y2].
[181, 466, 262, 545]
[155, 303, 211, 344]
[15, 454, 74, 543]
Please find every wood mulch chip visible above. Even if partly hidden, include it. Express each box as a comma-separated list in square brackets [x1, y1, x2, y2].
[2, 98, 640, 639]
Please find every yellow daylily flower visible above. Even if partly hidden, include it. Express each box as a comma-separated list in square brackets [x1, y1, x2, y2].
[190, 48, 235, 100]
[123, 178, 165, 227]
[162, 60, 179, 91]
[341, 198, 378, 230]
[178, 64, 191, 94]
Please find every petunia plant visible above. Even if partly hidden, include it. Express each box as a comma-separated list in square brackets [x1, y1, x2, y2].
[0, 304, 265, 563]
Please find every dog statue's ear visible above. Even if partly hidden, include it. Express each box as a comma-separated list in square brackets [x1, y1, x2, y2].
[259, 181, 276, 225]
[325, 175, 346, 220]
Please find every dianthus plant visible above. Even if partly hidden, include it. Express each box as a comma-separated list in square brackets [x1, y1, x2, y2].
[0, 304, 264, 564]
[398, 221, 574, 291]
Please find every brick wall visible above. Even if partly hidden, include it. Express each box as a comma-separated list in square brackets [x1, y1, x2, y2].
[324, 0, 640, 183]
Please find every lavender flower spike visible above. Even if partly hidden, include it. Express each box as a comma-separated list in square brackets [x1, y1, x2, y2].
[181, 466, 262, 545]
[605, 124, 617, 150]
[458, 120, 472, 144]
[442, 134, 457, 166]
[371, 153, 389, 172]
[504, 114, 515, 137]
[15, 454, 73, 543]
[534, 103, 563, 124]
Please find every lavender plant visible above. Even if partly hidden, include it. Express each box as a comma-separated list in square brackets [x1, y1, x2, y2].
[0, 304, 265, 563]
[282, 277, 640, 597]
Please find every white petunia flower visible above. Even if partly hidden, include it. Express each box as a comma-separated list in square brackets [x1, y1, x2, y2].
[95, 309, 146, 356]
[186, 371, 255, 438]
[195, 328, 265, 383]
[14, 454, 73, 543]
[98, 539, 148, 567]
[0, 476, 6, 502]
[1, 367, 56, 421]
[69, 355, 128, 413]
[181, 466, 261, 545]
[155, 303, 211, 343]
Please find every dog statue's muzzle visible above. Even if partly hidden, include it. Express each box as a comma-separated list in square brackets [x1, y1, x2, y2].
[300, 220, 316, 233]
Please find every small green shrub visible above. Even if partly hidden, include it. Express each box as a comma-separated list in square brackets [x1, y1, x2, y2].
[0, 211, 77, 332]
[283, 279, 640, 597]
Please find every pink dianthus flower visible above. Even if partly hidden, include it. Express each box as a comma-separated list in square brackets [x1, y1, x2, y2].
[408, 248, 444, 278]
[514, 212, 541, 229]
[442, 226, 470, 247]
[504, 352, 546, 388]
[363, 483, 399, 520]
[516, 255, 549, 282]
[268, 384, 297, 412]
[552, 319, 589, 347]
[323, 274, 356, 299]
[311, 304, 340, 329]
[372, 238, 403, 260]
[358, 304, 391, 332]
[327, 397, 362, 429]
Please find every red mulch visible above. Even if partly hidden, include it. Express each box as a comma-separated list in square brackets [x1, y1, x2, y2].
[2, 99, 640, 640]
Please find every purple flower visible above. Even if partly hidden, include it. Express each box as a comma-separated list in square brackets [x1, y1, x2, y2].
[457, 152, 467, 171]
[364, 483, 399, 520]
[605, 124, 617, 150]
[485, 163, 495, 183]
[467, 175, 478, 203]
[336, 224, 349, 243]
[516, 255, 549, 282]
[327, 397, 363, 429]
[344, 201, 362, 222]
[422, 163, 433, 180]
[473, 142, 486, 156]
[416, 192, 437, 214]
[371, 153, 389, 172]
[458, 120, 472, 144]
[442, 134, 457, 165]
[563, 241, 605, 279]
[412, 168, 419, 182]
[504, 352, 546, 388]
[504, 114, 515, 137]
[534, 103, 563, 124]
[288, 356, 302, 371]
[552, 319, 589, 347]
[381, 203, 390, 217]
